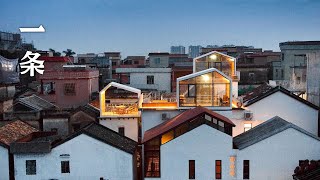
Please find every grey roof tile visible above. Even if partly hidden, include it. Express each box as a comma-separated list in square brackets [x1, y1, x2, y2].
[233, 116, 320, 150]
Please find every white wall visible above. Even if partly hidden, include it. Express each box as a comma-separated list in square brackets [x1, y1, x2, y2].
[237, 91, 318, 136]
[0, 146, 9, 180]
[100, 117, 139, 142]
[146, 124, 235, 180]
[237, 128, 320, 180]
[14, 134, 134, 180]
[141, 110, 180, 137]
[130, 72, 171, 92]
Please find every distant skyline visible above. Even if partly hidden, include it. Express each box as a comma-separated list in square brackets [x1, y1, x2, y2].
[1, 0, 320, 57]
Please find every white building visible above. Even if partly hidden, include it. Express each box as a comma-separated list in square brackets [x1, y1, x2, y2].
[11, 123, 137, 180]
[0, 142, 9, 180]
[142, 107, 320, 180]
[116, 68, 171, 92]
[99, 82, 142, 142]
[232, 85, 319, 136]
[234, 116, 320, 180]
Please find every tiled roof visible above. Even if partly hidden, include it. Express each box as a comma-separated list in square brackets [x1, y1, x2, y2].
[143, 106, 235, 143]
[53, 122, 137, 154]
[10, 132, 58, 154]
[233, 116, 320, 150]
[243, 86, 319, 110]
[18, 94, 57, 111]
[0, 120, 38, 146]
[71, 104, 100, 118]
[242, 82, 273, 103]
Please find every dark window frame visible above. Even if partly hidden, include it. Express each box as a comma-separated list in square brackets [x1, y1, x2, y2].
[189, 160, 195, 179]
[61, 161, 70, 173]
[188, 84, 196, 97]
[147, 76, 154, 84]
[243, 160, 250, 179]
[118, 127, 125, 136]
[26, 160, 36, 175]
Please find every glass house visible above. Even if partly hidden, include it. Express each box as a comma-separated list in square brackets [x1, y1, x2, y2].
[177, 68, 232, 109]
[193, 51, 236, 77]
[99, 82, 142, 117]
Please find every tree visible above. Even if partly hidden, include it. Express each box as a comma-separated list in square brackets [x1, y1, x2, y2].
[63, 49, 76, 57]
[49, 48, 61, 56]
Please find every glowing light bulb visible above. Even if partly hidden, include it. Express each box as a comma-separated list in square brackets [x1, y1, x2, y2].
[209, 54, 217, 60]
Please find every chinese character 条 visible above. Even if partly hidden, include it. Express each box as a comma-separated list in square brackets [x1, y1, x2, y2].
[20, 51, 44, 77]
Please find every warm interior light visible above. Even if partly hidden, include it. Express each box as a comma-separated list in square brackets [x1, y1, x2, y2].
[229, 58, 234, 61]
[209, 54, 217, 60]
[202, 75, 210, 81]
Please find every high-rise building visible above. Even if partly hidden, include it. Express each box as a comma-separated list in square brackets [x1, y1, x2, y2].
[170, 46, 185, 54]
[188, 45, 202, 58]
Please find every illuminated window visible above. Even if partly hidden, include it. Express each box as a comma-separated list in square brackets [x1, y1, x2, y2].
[244, 123, 252, 132]
[189, 160, 195, 179]
[216, 160, 222, 179]
[161, 130, 174, 144]
[64, 83, 76, 96]
[229, 156, 236, 177]
[145, 138, 160, 177]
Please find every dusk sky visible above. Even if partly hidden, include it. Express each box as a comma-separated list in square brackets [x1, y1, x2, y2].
[1, 0, 320, 56]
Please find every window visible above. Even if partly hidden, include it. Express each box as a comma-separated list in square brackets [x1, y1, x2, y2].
[51, 128, 58, 132]
[61, 161, 70, 173]
[189, 160, 195, 179]
[244, 123, 252, 132]
[205, 114, 212, 121]
[296, 77, 301, 84]
[64, 83, 76, 96]
[188, 84, 196, 97]
[147, 76, 154, 84]
[134, 60, 139, 64]
[281, 69, 284, 78]
[281, 53, 284, 61]
[112, 61, 117, 66]
[145, 138, 160, 177]
[216, 160, 222, 179]
[118, 127, 125, 136]
[26, 160, 36, 175]
[161, 130, 174, 144]
[275, 69, 279, 78]
[112, 70, 116, 74]
[243, 160, 250, 179]
[218, 121, 225, 131]
[154, 58, 160, 64]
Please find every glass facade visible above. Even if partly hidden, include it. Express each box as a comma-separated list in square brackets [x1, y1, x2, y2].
[179, 71, 231, 107]
[195, 52, 235, 77]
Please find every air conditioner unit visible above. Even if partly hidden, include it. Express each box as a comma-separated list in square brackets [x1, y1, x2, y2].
[244, 111, 253, 120]
[161, 113, 168, 120]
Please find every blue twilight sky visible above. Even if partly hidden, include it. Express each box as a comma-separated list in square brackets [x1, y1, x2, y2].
[1, 0, 320, 56]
